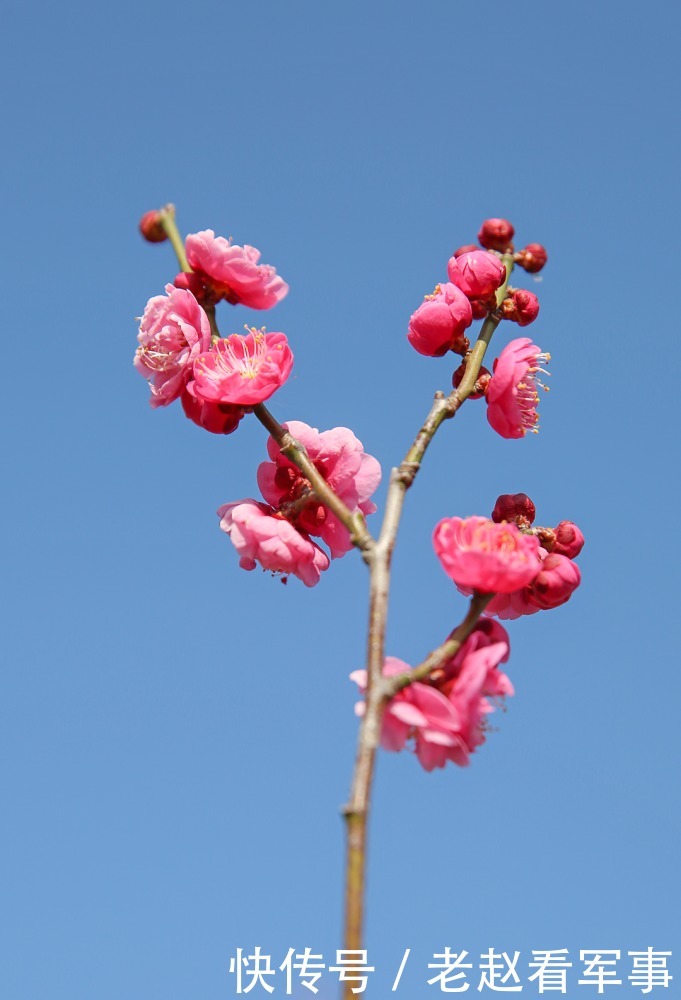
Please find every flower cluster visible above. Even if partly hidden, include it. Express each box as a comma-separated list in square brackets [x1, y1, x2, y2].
[434, 495, 584, 620]
[218, 422, 381, 586]
[135, 215, 292, 433]
[134, 207, 584, 782]
[351, 620, 513, 770]
[406, 218, 551, 441]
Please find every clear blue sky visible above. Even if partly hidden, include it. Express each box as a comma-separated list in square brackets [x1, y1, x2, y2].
[1, 1, 679, 997]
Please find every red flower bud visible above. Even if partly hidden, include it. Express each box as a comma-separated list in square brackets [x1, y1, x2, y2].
[452, 363, 490, 399]
[491, 493, 536, 526]
[527, 553, 581, 610]
[453, 244, 479, 258]
[516, 243, 548, 273]
[501, 288, 540, 327]
[469, 299, 489, 319]
[138, 210, 167, 243]
[181, 388, 245, 435]
[173, 271, 219, 306]
[478, 218, 515, 252]
[552, 521, 585, 559]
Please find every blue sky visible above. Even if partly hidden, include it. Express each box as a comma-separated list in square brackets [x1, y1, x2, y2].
[1, 1, 679, 997]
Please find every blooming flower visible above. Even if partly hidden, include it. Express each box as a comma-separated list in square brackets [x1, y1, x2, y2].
[485, 337, 550, 439]
[257, 421, 381, 558]
[433, 515, 541, 593]
[447, 250, 507, 299]
[351, 621, 513, 771]
[217, 499, 329, 587]
[185, 230, 288, 309]
[134, 285, 212, 407]
[181, 385, 245, 435]
[192, 329, 293, 407]
[407, 283, 473, 357]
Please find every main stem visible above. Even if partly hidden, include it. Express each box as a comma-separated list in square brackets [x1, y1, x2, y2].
[341, 255, 513, 991]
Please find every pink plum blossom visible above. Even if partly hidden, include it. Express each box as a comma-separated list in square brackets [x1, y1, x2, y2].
[185, 230, 289, 309]
[257, 421, 381, 558]
[486, 337, 550, 439]
[181, 385, 245, 435]
[217, 499, 329, 587]
[433, 515, 541, 593]
[134, 285, 211, 407]
[407, 283, 473, 357]
[351, 621, 513, 771]
[447, 250, 507, 299]
[192, 329, 293, 407]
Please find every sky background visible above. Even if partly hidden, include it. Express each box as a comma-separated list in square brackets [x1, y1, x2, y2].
[1, 1, 679, 997]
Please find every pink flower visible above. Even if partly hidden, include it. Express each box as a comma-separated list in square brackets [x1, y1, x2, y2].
[477, 218, 515, 252]
[433, 515, 541, 593]
[181, 385, 245, 435]
[407, 283, 473, 357]
[192, 329, 293, 407]
[447, 250, 507, 299]
[527, 553, 581, 610]
[257, 421, 381, 558]
[185, 230, 288, 309]
[552, 521, 585, 559]
[485, 337, 550, 439]
[351, 621, 513, 771]
[501, 288, 540, 327]
[217, 499, 329, 587]
[134, 285, 212, 407]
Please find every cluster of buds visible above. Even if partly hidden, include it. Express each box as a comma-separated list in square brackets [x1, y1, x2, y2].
[406, 218, 551, 441]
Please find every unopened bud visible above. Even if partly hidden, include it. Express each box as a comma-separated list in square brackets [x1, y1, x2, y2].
[491, 493, 536, 526]
[478, 218, 515, 252]
[501, 287, 540, 327]
[469, 299, 489, 319]
[527, 553, 581, 610]
[516, 243, 548, 273]
[452, 363, 490, 399]
[173, 271, 215, 304]
[552, 520, 585, 559]
[453, 243, 479, 258]
[138, 210, 167, 243]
